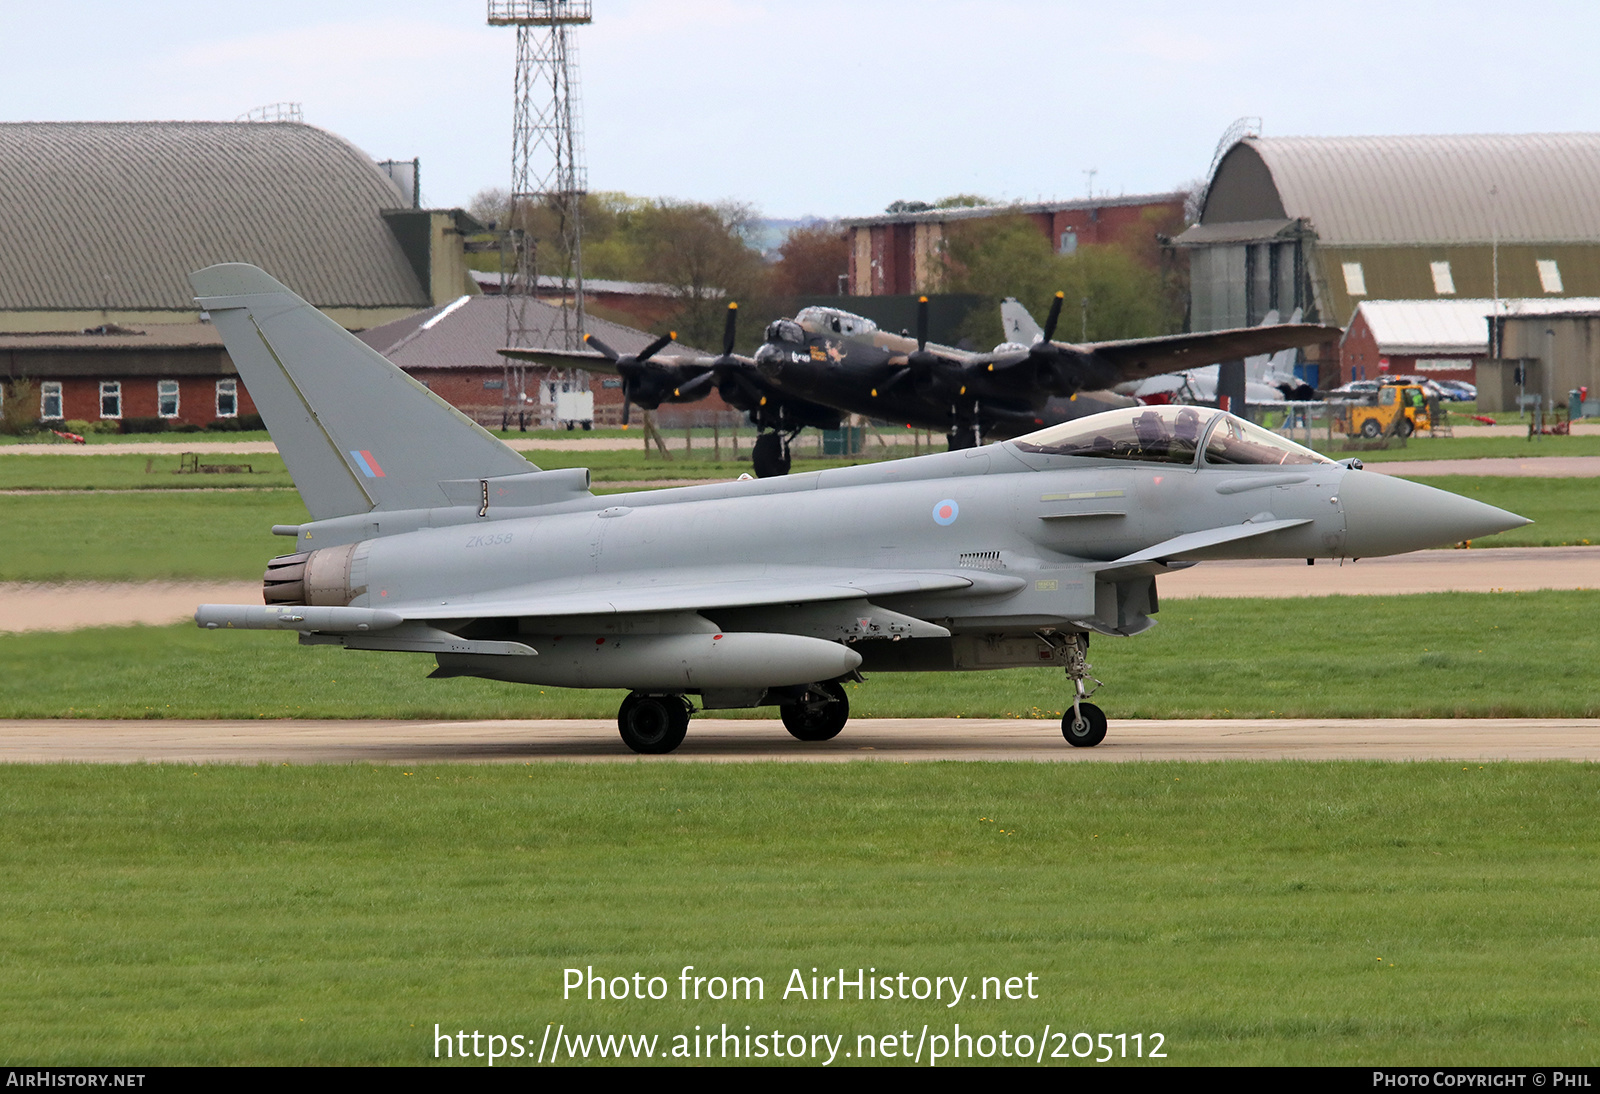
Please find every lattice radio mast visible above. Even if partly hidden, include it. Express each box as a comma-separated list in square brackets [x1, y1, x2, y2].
[488, 0, 591, 428]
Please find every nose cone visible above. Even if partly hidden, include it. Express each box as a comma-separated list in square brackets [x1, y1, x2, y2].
[1340, 470, 1531, 557]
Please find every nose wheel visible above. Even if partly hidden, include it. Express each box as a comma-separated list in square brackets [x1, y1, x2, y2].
[1062, 702, 1107, 747]
[1044, 631, 1108, 747]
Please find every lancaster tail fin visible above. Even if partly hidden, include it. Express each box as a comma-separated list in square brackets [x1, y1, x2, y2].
[1000, 297, 1045, 345]
[191, 264, 534, 519]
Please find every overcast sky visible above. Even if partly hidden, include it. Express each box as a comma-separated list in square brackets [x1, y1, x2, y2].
[3, 1, 1597, 219]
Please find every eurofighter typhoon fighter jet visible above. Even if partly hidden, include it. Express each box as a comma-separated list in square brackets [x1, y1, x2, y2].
[191, 264, 1529, 754]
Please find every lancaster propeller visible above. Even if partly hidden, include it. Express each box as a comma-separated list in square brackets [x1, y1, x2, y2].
[583, 329, 678, 425]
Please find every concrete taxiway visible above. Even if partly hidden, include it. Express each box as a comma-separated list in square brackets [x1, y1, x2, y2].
[4, 717, 1597, 764]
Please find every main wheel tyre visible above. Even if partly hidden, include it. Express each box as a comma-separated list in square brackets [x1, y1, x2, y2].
[617, 693, 690, 754]
[1061, 702, 1108, 747]
[752, 432, 791, 478]
[780, 682, 849, 741]
[1359, 418, 1382, 439]
[1397, 418, 1415, 438]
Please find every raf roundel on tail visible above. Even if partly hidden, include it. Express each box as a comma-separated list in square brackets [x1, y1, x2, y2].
[191, 264, 1530, 754]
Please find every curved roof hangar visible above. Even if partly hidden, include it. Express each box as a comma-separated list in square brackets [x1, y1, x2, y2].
[1203, 134, 1600, 245]
[0, 121, 430, 313]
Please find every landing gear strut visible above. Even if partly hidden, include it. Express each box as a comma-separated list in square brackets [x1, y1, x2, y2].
[780, 681, 849, 741]
[751, 431, 792, 478]
[617, 692, 691, 754]
[1055, 632, 1107, 747]
[946, 402, 984, 451]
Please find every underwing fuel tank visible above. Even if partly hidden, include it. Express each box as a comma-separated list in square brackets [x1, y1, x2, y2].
[434, 631, 863, 690]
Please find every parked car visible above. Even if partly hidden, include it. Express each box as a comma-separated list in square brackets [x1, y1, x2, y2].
[1328, 380, 1380, 401]
[1433, 379, 1477, 401]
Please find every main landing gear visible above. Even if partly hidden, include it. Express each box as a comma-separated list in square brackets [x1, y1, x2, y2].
[1050, 632, 1108, 747]
[751, 430, 796, 478]
[779, 682, 849, 741]
[617, 692, 691, 754]
[613, 682, 852, 754]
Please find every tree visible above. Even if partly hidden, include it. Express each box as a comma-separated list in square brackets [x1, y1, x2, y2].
[459, 184, 774, 348]
[942, 214, 1177, 347]
[466, 186, 511, 230]
[770, 222, 849, 297]
[631, 200, 771, 350]
[0, 377, 37, 435]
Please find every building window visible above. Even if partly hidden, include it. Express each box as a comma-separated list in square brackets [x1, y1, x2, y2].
[216, 378, 238, 417]
[1537, 259, 1564, 293]
[1429, 261, 1455, 295]
[1058, 229, 1077, 255]
[99, 381, 122, 419]
[41, 381, 63, 420]
[1342, 262, 1367, 296]
[157, 380, 180, 418]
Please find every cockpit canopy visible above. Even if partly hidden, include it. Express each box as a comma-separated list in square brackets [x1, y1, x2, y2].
[764, 319, 806, 345]
[794, 306, 878, 337]
[1010, 405, 1336, 467]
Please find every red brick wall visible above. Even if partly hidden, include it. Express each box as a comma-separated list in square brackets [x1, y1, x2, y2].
[1050, 199, 1184, 262]
[1341, 314, 1478, 384]
[1340, 310, 1379, 384]
[38, 375, 257, 426]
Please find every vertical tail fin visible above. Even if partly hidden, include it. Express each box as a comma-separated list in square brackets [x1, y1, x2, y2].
[1000, 297, 1045, 345]
[191, 263, 534, 520]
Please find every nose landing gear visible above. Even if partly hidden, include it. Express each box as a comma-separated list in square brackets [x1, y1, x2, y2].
[1046, 632, 1108, 747]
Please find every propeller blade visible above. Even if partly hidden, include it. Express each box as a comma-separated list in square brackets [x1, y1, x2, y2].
[718, 366, 767, 405]
[620, 378, 634, 425]
[584, 332, 621, 361]
[722, 302, 739, 358]
[916, 295, 929, 352]
[672, 371, 716, 399]
[637, 331, 676, 363]
[874, 367, 915, 397]
[1041, 291, 1065, 344]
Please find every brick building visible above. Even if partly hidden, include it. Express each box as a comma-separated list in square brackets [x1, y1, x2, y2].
[839, 194, 1186, 297]
[357, 295, 723, 428]
[1341, 298, 1600, 384]
[0, 324, 256, 427]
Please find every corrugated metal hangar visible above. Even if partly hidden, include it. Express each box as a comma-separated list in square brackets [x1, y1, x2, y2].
[1176, 133, 1600, 387]
[0, 120, 481, 427]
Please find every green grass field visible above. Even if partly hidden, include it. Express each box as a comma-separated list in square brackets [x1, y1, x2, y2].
[2, 761, 1596, 1065]
[5, 591, 1594, 720]
[0, 492, 309, 582]
[1338, 433, 1600, 461]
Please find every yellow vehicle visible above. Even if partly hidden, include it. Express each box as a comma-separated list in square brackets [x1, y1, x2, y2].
[1335, 382, 1432, 439]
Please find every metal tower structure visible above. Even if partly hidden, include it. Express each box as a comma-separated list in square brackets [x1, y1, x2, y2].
[488, 0, 591, 428]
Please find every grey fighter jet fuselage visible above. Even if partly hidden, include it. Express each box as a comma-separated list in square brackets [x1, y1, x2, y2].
[193, 264, 1529, 754]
